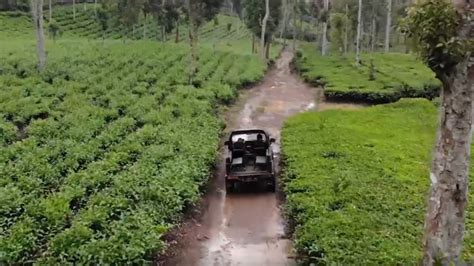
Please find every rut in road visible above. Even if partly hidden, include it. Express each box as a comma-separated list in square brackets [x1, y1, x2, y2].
[163, 49, 361, 266]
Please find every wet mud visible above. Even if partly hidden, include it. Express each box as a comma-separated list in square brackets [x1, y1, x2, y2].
[162, 49, 362, 266]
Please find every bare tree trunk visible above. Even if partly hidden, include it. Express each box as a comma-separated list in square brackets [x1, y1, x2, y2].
[260, 0, 269, 60]
[94, 0, 97, 13]
[31, 0, 46, 71]
[355, 0, 362, 65]
[48, 0, 52, 21]
[371, 16, 376, 52]
[384, 0, 392, 53]
[83, 0, 86, 11]
[175, 20, 180, 43]
[73, 0, 76, 20]
[422, 2, 474, 263]
[143, 16, 147, 39]
[252, 34, 255, 53]
[265, 39, 271, 59]
[321, 0, 329, 55]
[279, 0, 288, 40]
[187, 0, 198, 84]
[162, 25, 166, 42]
[344, 4, 349, 55]
[292, 0, 296, 52]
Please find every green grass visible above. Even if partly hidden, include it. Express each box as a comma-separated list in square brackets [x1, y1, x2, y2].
[0, 40, 267, 264]
[294, 44, 441, 103]
[281, 98, 474, 264]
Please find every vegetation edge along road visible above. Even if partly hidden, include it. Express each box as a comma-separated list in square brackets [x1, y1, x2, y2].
[0, 41, 269, 264]
[281, 98, 474, 264]
[293, 44, 441, 104]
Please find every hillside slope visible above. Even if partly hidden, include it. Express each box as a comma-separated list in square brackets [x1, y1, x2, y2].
[0, 6, 251, 42]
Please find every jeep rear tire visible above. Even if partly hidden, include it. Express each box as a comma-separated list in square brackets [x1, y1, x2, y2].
[225, 180, 232, 193]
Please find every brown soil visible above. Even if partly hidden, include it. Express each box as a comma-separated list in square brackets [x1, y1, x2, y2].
[160, 49, 364, 266]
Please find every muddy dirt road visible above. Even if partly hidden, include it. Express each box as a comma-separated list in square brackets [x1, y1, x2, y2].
[163, 50, 360, 266]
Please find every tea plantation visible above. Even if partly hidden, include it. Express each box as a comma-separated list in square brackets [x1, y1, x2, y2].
[0, 6, 251, 43]
[294, 44, 441, 103]
[0, 41, 266, 263]
[281, 99, 474, 264]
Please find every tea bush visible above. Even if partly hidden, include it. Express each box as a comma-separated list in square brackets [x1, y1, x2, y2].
[0, 41, 266, 263]
[0, 6, 251, 44]
[294, 44, 441, 103]
[281, 99, 474, 264]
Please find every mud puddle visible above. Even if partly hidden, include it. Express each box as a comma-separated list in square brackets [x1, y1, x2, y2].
[162, 49, 363, 266]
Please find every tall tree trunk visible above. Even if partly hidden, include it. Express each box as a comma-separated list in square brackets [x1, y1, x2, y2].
[265, 37, 271, 59]
[143, 16, 147, 39]
[31, 0, 46, 71]
[344, 4, 349, 55]
[83, 0, 86, 11]
[73, 0, 76, 20]
[279, 0, 288, 41]
[321, 0, 329, 55]
[371, 16, 376, 52]
[187, 0, 198, 84]
[422, 1, 474, 264]
[355, 0, 362, 65]
[175, 20, 180, 43]
[48, 0, 52, 21]
[292, 0, 296, 52]
[162, 25, 166, 42]
[384, 0, 392, 53]
[94, 0, 97, 13]
[252, 34, 255, 53]
[260, 0, 269, 60]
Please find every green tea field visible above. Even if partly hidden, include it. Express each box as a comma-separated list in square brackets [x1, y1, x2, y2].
[282, 99, 474, 264]
[294, 44, 441, 103]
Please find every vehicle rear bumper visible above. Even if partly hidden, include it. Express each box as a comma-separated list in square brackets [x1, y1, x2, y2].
[226, 173, 274, 183]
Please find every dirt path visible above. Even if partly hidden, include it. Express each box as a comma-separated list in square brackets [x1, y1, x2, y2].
[163, 49, 362, 266]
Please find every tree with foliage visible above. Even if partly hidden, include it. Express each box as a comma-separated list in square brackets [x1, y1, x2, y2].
[174, 4, 185, 42]
[230, 0, 242, 17]
[47, 18, 59, 41]
[243, 0, 282, 59]
[142, 0, 151, 39]
[117, 0, 145, 41]
[401, 0, 473, 264]
[148, 0, 180, 42]
[96, 6, 109, 41]
[330, 12, 346, 54]
[186, 0, 223, 84]
[31, 0, 46, 70]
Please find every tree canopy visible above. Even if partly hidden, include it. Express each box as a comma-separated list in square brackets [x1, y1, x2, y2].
[243, 0, 281, 42]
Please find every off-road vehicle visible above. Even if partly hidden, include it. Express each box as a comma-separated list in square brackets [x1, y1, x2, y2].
[224, 129, 276, 192]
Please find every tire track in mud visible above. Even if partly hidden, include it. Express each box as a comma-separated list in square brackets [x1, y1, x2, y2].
[162, 49, 363, 266]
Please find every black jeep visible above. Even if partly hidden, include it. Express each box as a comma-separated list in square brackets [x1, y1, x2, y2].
[224, 129, 276, 192]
